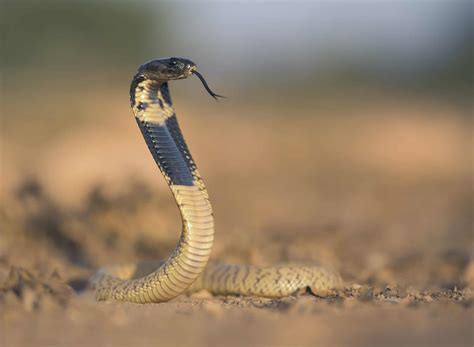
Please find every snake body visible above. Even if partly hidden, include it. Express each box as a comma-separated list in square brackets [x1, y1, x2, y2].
[91, 58, 342, 303]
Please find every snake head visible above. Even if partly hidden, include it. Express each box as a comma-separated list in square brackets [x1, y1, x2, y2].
[138, 57, 196, 81]
[138, 57, 224, 100]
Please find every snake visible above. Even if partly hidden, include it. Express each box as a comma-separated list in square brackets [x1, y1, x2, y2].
[91, 57, 343, 303]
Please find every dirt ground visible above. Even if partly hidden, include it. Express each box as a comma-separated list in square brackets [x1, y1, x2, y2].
[0, 83, 472, 346]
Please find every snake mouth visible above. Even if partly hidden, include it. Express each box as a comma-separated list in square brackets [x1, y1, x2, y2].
[192, 70, 225, 100]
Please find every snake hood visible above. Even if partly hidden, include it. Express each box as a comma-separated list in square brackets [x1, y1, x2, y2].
[138, 57, 224, 100]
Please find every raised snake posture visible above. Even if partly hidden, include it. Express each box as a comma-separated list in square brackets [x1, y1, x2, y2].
[91, 57, 343, 303]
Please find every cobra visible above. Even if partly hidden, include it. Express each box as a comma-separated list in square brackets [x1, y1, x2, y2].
[91, 57, 343, 303]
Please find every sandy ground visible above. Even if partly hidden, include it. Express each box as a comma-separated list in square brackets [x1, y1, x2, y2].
[1, 84, 472, 346]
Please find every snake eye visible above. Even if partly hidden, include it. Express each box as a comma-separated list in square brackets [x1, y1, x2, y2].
[169, 58, 178, 66]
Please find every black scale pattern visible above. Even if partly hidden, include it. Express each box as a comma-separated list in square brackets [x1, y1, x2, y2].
[136, 119, 194, 186]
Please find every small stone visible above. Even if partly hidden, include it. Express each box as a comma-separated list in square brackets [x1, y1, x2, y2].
[383, 285, 399, 298]
[351, 283, 362, 291]
[202, 300, 224, 317]
[408, 288, 421, 300]
[424, 295, 434, 302]
[385, 297, 401, 304]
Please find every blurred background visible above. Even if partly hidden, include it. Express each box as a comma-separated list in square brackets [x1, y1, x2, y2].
[1, 0, 473, 300]
[1, 1, 473, 345]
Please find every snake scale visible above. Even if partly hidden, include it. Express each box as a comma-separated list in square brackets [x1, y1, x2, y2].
[91, 57, 342, 303]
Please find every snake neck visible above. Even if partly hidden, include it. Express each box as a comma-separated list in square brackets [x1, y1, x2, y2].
[130, 73, 209, 189]
[114, 74, 215, 303]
